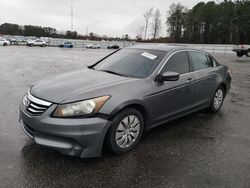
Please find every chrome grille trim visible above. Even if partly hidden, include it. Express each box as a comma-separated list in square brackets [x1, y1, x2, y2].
[27, 90, 52, 106]
[29, 103, 47, 110]
[27, 108, 44, 113]
[25, 90, 52, 116]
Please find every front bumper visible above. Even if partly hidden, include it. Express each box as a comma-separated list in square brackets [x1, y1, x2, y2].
[19, 104, 111, 158]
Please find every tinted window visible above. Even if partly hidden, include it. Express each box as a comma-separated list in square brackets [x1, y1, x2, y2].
[189, 51, 211, 71]
[209, 56, 219, 67]
[94, 49, 165, 78]
[162, 51, 189, 74]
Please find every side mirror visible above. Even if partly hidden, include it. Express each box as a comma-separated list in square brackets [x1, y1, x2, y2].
[155, 71, 180, 82]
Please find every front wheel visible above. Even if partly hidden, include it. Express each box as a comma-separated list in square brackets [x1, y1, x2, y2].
[209, 86, 225, 113]
[106, 108, 144, 154]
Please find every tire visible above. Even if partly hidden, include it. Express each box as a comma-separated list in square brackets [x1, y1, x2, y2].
[209, 86, 225, 113]
[237, 52, 243, 57]
[106, 108, 144, 154]
[41, 44, 45, 47]
[3, 43, 7, 46]
[30, 44, 34, 47]
[246, 50, 250, 57]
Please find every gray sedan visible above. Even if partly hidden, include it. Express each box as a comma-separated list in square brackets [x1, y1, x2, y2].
[19, 45, 231, 158]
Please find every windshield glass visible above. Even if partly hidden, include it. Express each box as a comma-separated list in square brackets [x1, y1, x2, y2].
[94, 49, 166, 78]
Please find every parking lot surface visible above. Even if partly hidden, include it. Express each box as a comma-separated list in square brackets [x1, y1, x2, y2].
[0, 46, 250, 188]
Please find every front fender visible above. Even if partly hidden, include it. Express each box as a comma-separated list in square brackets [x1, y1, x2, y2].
[108, 99, 152, 128]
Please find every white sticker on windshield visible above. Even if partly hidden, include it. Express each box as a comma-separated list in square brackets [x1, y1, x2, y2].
[141, 52, 157, 60]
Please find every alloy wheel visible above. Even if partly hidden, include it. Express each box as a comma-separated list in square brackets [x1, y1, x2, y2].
[213, 89, 224, 110]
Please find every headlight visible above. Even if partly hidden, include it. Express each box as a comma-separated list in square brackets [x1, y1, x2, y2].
[53, 96, 110, 117]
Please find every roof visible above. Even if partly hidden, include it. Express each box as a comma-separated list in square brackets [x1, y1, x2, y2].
[127, 44, 189, 52]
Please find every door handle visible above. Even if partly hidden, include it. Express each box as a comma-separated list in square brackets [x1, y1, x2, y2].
[187, 77, 193, 82]
[211, 71, 216, 75]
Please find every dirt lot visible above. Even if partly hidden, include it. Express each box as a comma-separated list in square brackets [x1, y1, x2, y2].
[0, 46, 250, 188]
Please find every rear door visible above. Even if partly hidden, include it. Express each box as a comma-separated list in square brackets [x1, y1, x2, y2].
[146, 51, 195, 124]
[188, 51, 217, 107]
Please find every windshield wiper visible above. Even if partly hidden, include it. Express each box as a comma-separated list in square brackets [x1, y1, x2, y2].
[100, 70, 127, 77]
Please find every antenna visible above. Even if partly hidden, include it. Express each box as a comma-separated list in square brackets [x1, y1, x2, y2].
[70, 0, 74, 31]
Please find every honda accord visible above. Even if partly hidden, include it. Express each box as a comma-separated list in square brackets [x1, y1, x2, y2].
[19, 45, 231, 158]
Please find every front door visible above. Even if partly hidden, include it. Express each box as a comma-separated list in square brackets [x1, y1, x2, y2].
[146, 51, 195, 124]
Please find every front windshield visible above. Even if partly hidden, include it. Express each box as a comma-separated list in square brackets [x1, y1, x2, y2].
[94, 49, 166, 78]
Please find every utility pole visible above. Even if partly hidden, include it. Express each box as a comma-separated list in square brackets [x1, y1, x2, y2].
[70, 0, 74, 31]
[86, 25, 88, 36]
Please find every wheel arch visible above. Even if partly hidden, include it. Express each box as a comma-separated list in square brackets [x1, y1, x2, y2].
[220, 83, 226, 92]
[108, 100, 151, 129]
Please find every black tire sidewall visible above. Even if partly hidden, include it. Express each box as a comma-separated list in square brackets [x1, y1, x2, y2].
[237, 52, 243, 57]
[246, 50, 250, 57]
[106, 108, 144, 154]
[210, 86, 225, 112]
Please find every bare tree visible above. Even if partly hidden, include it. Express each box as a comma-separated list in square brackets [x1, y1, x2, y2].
[151, 9, 162, 40]
[136, 26, 145, 40]
[143, 7, 153, 40]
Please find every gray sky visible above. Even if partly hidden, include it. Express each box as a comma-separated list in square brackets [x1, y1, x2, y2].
[0, 0, 209, 38]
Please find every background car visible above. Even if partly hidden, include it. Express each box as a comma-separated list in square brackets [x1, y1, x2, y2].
[0, 38, 10, 46]
[86, 43, 100, 49]
[107, 44, 119, 49]
[58, 41, 74, 48]
[6, 37, 18, 45]
[27, 39, 47, 47]
[232, 44, 250, 57]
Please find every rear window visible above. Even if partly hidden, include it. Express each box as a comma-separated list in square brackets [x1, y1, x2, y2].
[188, 51, 211, 71]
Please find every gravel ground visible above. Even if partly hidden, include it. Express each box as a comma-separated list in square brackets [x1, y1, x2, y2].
[0, 46, 250, 188]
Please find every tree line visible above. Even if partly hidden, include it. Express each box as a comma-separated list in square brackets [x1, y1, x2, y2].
[0, 23, 124, 41]
[0, 23, 80, 39]
[138, 0, 250, 44]
[167, 0, 250, 44]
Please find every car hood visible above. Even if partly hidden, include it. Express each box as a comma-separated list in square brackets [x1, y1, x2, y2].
[30, 68, 135, 103]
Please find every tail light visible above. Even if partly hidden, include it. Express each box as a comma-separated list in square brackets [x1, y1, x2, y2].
[241, 44, 245, 48]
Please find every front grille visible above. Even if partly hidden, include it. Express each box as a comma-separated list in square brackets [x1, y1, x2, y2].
[23, 91, 52, 116]
[26, 101, 50, 115]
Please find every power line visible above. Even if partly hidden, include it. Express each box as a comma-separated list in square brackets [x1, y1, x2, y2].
[70, 0, 74, 31]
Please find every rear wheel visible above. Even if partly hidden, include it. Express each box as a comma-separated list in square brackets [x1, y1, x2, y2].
[3, 43, 7, 46]
[106, 108, 144, 154]
[246, 50, 250, 57]
[237, 52, 243, 57]
[209, 86, 225, 113]
[30, 44, 34, 47]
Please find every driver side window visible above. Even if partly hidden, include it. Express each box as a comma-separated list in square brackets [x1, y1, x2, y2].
[161, 51, 190, 74]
